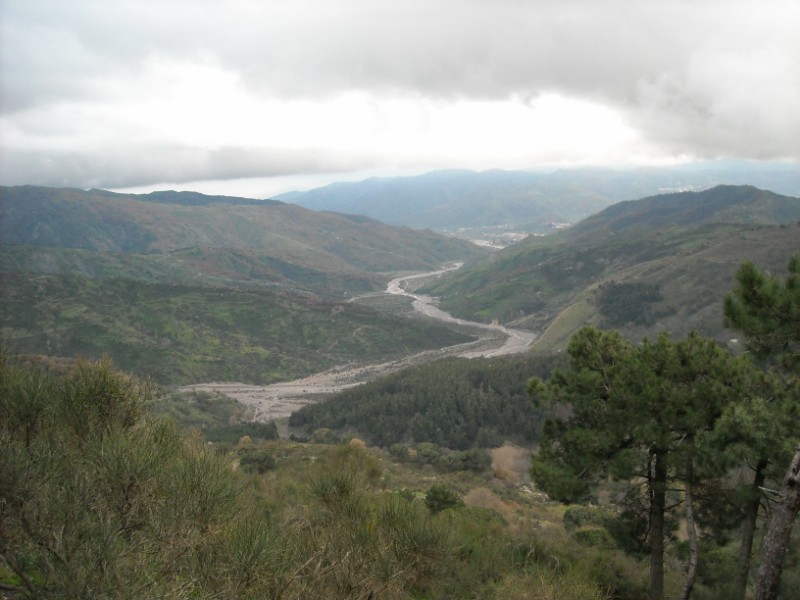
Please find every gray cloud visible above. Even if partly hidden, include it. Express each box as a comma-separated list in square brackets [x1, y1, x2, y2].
[0, 144, 378, 189]
[0, 1, 691, 106]
[2, 0, 799, 187]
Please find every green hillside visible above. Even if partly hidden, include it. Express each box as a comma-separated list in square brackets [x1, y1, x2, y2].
[0, 186, 488, 384]
[0, 244, 382, 297]
[424, 186, 800, 349]
[0, 271, 472, 384]
[0, 186, 485, 280]
[568, 184, 800, 237]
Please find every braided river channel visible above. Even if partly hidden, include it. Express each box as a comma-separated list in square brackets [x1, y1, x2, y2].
[180, 263, 536, 422]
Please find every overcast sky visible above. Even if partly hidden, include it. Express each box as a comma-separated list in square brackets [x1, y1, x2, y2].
[2, 0, 799, 197]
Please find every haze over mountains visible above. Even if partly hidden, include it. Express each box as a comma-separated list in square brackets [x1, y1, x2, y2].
[277, 164, 800, 241]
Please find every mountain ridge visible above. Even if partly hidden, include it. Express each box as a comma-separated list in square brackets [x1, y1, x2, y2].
[0, 184, 485, 382]
[277, 165, 800, 237]
[423, 184, 800, 349]
[0, 185, 485, 289]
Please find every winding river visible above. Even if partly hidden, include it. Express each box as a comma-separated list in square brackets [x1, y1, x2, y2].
[180, 264, 536, 421]
[385, 264, 537, 358]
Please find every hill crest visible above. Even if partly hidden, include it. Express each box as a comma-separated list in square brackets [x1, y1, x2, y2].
[567, 184, 800, 239]
[423, 184, 800, 349]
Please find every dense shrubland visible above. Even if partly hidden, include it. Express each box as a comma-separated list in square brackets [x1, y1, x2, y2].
[594, 280, 671, 327]
[0, 354, 633, 599]
[0, 271, 472, 385]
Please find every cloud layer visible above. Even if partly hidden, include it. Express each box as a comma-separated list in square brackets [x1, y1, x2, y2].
[2, 0, 799, 190]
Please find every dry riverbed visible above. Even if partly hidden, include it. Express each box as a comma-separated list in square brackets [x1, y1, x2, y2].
[180, 265, 536, 422]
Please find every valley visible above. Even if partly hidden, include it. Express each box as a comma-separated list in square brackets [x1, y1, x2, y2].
[5, 5, 800, 597]
[181, 263, 537, 421]
[2, 180, 800, 600]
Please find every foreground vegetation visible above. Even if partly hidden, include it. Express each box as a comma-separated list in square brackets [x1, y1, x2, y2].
[529, 257, 800, 600]
[1, 354, 646, 599]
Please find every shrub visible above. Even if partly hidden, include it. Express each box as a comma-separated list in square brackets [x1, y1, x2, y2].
[573, 528, 615, 548]
[425, 484, 464, 514]
[563, 506, 609, 532]
[309, 427, 337, 444]
[0, 356, 244, 598]
[389, 442, 410, 461]
[415, 442, 441, 465]
[239, 448, 277, 474]
[436, 447, 492, 473]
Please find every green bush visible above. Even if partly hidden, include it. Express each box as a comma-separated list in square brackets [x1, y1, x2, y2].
[563, 506, 609, 532]
[389, 442, 410, 461]
[573, 528, 615, 548]
[0, 355, 248, 598]
[425, 484, 464, 514]
[309, 427, 337, 444]
[239, 448, 277, 474]
[436, 447, 492, 473]
[415, 441, 442, 464]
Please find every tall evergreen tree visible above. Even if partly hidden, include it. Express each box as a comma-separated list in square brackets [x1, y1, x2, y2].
[529, 327, 761, 600]
[699, 367, 791, 600]
[725, 256, 800, 600]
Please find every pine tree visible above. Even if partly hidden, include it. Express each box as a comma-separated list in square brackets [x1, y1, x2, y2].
[530, 327, 762, 600]
[725, 256, 800, 600]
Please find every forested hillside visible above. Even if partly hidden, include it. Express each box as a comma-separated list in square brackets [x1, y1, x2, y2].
[0, 186, 484, 279]
[0, 185, 484, 383]
[290, 354, 564, 449]
[0, 271, 472, 384]
[424, 185, 800, 350]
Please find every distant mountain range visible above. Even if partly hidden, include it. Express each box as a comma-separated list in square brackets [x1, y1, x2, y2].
[423, 184, 800, 350]
[277, 164, 800, 239]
